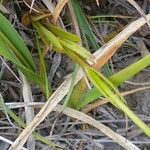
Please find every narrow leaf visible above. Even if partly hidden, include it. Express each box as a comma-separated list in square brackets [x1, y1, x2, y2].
[71, 0, 99, 49]
[0, 37, 45, 92]
[59, 38, 95, 62]
[0, 13, 35, 70]
[84, 66, 150, 137]
[43, 23, 81, 42]
[32, 21, 63, 52]
[0, 37, 22, 66]
[0, 31, 33, 69]
[78, 54, 150, 109]
[35, 33, 51, 98]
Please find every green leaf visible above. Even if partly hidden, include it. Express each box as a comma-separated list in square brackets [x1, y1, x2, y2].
[0, 31, 34, 69]
[71, 0, 99, 49]
[59, 38, 95, 62]
[78, 54, 150, 109]
[43, 23, 81, 42]
[109, 54, 150, 86]
[67, 0, 112, 109]
[0, 13, 35, 71]
[18, 66, 46, 92]
[35, 33, 51, 98]
[64, 47, 88, 68]
[84, 66, 124, 107]
[0, 37, 22, 65]
[0, 36, 46, 92]
[84, 66, 150, 137]
[32, 21, 63, 52]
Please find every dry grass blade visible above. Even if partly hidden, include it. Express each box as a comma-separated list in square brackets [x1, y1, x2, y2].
[55, 105, 139, 150]
[8, 70, 83, 150]
[19, 72, 35, 150]
[95, 0, 99, 6]
[29, 0, 36, 13]
[42, 0, 54, 12]
[0, 136, 27, 150]
[93, 13, 150, 69]
[23, 0, 39, 13]
[0, 3, 9, 13]
[9, 13, 150, 150]
[83, 86, 150, 113]
[67, 1, 81, 40]
[127, 0, 150, 29]
[2, 101, 150, 140]
[42, 0, 66, 27]
[2, 103, 139, 150]
[52, 0, 69, 23]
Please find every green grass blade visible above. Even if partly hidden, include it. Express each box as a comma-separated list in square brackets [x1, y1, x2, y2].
[84, 66, 150, 137]
[0, 36, 46, 92]
[77, 87, 101, 110]
[84, 66, 124, 107]
[59, 38, 94, 62]
[0, 37, 22, 65]
[0, 13, 35, 71]
[35, 33, 51, 98]
[43, 23, 81, 42]
[109, 54, 150, 86]
[0, 31, 34, 69]
[78, 54, 150, 109]
[62, 64, 79, 110]
[71, 0, 99, 49]
[32, 21, 63, 52]
[18, 66, 45, 91]
[67, 0, 112, 108]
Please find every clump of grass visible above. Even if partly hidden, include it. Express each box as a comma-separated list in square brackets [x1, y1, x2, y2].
[1, 11, 150, 137]
[0, 13, 50, 98]
[1, 0, 150, 149]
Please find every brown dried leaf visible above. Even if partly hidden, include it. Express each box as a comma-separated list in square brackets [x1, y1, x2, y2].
[127, 0, 150, 29]
[52, 0, 69, 23]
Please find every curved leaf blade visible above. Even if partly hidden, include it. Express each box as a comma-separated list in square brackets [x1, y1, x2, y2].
[32, 21, 63, 52]
[43, 23, 81, 42]
[0, 13, 35, 71]
[60, 38, 95, 62]
[78, 54, 150, 109]
[84, 66, 150, 137]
